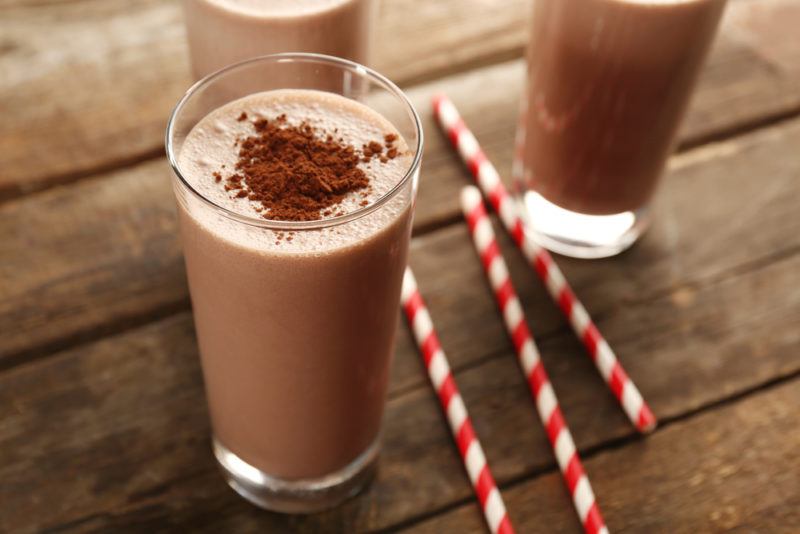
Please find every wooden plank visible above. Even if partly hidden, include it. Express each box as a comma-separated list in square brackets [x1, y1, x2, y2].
[411, 379, 800, 533]
[0, 159, 187, 369]
[0, 0, 185, 197]
[2, 103, 799, 376]
[0, 0, 527, 198]
[1, 0, 799, 198]
[1, 250, 798, 532]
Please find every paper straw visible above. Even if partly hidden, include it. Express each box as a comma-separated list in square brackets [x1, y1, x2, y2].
[401, 268, 515, 534]
[461, 186, 609, 534]
[433, 94, 656, 434]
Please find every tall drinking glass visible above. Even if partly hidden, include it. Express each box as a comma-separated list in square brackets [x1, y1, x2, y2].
[515, 0, 727, 258]
[166, 54, 422, 513]
[182, 0, 377, 79]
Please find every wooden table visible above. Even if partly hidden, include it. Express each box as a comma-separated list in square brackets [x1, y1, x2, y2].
[2, 0, 799, 532]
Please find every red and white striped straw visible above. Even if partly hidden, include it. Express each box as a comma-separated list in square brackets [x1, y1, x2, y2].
[433, 94, 656, 434]
[401, 267, 515, 534]
[461, 186, 609, 534]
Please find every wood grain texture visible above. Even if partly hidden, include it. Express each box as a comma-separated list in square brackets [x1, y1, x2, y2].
[0, 159, 186, 368]
[1, 249, 798, 532]
[1, 0, 799, 198]
[0, 0, 185, 196]
[412, 379, 800, 533]
[2, 1, 799, 531]
[2, 104, 799, 376]
[2, 123, 799, 530]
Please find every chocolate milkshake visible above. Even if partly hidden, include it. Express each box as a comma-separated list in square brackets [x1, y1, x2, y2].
[516, 0, 726, 257]
[182, 0, 375, 79]
[167, 56, 422, 512]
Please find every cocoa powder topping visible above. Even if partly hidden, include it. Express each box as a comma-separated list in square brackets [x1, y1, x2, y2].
[213, 113, 402, 221]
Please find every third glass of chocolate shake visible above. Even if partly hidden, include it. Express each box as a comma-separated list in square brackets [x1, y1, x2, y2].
[166, 54, 422, 512]
[182, 0, 376, 79]
[516, 0, 727, 258]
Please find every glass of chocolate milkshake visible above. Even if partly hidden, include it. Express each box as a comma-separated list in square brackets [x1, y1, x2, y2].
[516, 0, 727, 258]
[182, 0, 376, 79]
[166, 54, 422, 513]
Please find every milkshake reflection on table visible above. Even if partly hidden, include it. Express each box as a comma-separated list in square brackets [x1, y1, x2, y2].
[516, 0, 727, 258]
[166, 55, 422, 513]
[182, 0, 376, 79]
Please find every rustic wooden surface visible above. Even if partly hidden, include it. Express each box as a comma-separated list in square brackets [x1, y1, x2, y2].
[1, 0, 799, 532]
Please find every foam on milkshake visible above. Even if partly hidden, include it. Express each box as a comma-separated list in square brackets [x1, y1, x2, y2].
[177, 89, 412, 255]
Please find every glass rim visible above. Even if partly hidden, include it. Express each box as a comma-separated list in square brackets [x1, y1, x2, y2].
[165, 52, 423, 231]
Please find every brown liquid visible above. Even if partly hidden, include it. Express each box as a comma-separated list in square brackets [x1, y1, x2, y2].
[176, 90, 414, 479]
[182, 0, 375, 79]
[519, 0, 726, 215]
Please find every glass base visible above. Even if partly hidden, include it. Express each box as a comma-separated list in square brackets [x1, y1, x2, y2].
[520, 191, 650, 259]
[213, 437, 379, 514]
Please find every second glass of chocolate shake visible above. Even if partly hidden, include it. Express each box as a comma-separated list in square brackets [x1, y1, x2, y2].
[166, 54, 422, 513]
[516, 0, 727, 258]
